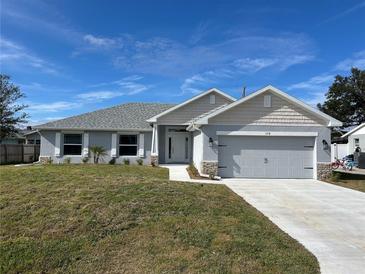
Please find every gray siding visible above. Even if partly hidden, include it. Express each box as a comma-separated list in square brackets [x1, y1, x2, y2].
[210, 91, 327, 126]
[157, 91, 232, 125]
[200, 125, 331, 163]
[39, 130, 152, 164]
[40, 130, 56, 156]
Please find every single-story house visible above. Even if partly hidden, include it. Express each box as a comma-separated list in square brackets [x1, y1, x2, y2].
[22, 128, 41, 145]
[34, 85, 342, 179]
[0, 132, 26, 144]
[341, 123, 365, 154]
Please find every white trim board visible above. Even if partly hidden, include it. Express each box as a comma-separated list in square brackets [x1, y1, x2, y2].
[146, 88, 236, 123]
[216, 131, 318, 137]
[195, 85, 342, 127]
[341, 123, 365, 138]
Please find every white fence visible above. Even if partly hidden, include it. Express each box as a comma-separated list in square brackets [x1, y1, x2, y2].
[331, 143, 347, 162]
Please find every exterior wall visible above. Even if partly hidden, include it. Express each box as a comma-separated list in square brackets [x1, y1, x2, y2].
[192, 130, 203, 173]
[157, 91, 232, 125]
[25, 132, 41, 144]
[199, 125, 331, 178]
[39, 130, 152, 164]
[0, 138, 24, 144]
[209, 91, 327, 126]
[347, 133, 365, 154]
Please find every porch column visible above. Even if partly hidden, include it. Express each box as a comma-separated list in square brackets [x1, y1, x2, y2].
[151, 124, 159, 166]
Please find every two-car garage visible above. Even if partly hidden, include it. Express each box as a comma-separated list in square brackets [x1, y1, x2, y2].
[218, 133, 316, 179]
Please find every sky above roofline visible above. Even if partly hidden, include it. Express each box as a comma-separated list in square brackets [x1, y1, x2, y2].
[1, 0, 364, 126]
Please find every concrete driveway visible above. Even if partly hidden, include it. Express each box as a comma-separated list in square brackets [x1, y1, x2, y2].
[224, 179, 365, 274]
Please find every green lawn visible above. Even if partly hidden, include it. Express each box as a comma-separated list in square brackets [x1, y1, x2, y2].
[326, 171, 365, 193]
[0, 165, 319, 274]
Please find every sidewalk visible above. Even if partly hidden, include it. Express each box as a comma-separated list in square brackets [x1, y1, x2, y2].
[160, 164, 223, 184]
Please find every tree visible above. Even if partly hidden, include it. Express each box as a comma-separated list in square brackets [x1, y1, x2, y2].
[0, 75, 28, 138]
[317, 67, 365, 127]
[89, 145, 107, 164]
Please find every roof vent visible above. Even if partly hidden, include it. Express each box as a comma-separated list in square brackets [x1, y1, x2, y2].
[210, 94, 216, 104]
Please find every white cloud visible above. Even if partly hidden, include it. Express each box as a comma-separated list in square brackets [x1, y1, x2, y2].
[180, 74, 212, 94]
[83, 34, 120, 48]
[77, 75, 150, 101]
[288, 74, 334, 91]
[0, 37, 59, 75]
[334, 50, 365, 71]
[27, 101, 79, 112]
[77, 91, 124, 101]
[115, 76, 150, 95]
[112, 33, 315, 77]
[233, 58, 278, 72]
[323, 1, 365, 23]
[301, 91, 327, 107]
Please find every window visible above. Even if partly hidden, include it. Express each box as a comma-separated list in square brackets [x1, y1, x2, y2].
[27, 139, 35, 144]
[63, 134, 82, 155]
[119, 135, 138, 156]
[264, 95, 271, 107]
[210, 94, 216, 104]
[355, 138, 360, 147]
[36, 140, 40, 145]
[185, 137, 188, 159]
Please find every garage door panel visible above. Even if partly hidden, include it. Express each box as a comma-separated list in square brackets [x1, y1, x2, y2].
[218, 136, 314, 178]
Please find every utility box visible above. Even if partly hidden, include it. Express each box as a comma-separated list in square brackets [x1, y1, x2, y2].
[358, 153, 365, 169]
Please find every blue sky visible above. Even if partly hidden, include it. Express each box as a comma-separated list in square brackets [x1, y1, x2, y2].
[1, 0, 365, 126]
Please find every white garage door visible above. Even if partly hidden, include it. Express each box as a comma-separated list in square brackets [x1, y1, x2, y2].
[218, 136, 314, 178]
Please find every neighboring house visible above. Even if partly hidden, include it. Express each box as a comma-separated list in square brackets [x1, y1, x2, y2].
[21, 127, 41, 145]
[34, 85, 342, 179]
[341, 123, 365, 154]
[0, 132, 26, 144]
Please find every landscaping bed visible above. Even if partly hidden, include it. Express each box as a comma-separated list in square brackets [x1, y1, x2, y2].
[0, 165, 319, 273]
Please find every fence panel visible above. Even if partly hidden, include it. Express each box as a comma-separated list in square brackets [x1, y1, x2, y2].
[0, 144, 40, 164]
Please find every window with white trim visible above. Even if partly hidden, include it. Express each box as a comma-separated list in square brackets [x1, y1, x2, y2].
[119, 135, 138, 156]
[63, 134, 82, 155]
[354, 138, 360, 147]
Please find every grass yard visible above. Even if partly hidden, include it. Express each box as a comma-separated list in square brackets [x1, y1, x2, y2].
[326, 171, 365, 193]
[0, 165, 319, 274]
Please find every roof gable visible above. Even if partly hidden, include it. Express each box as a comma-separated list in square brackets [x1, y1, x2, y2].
[146, 88, 236, 123]
[195, 85, 342, 127]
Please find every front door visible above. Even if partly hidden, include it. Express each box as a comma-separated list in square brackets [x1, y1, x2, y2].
[166, 130, 190, 163]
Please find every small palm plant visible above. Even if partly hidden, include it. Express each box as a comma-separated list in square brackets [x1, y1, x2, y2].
[89, 145, 107, 164]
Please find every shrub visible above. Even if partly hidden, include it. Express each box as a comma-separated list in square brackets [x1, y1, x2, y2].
[136, 158, 143, 166]
[81, 157, 89, 164]
[330, 172, 341, 182]
[89, 145, 107, 164]
[123, 158, 130, 165]
[45, 157, 53, 164]
[64, 157, 71, 164]
[109, 158, 116, 165]
[188, 164, 200, 177]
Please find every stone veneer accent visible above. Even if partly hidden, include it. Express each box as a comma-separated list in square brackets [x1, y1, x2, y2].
[151, 155, 159, 166]
[317, 162, 332, 180]
[201, 161, 218, 176]
[39, 156, 52, 164]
